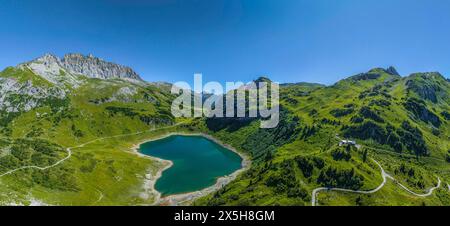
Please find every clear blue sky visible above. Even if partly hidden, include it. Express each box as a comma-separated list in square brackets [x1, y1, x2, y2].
[1, 0, 449, 84]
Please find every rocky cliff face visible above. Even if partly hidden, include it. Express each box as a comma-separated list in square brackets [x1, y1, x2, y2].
[18, 53, 143, 85]
[61, 53, 142, 81]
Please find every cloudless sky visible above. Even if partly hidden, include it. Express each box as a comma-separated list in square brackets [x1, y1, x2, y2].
[0, 0, 449, 85]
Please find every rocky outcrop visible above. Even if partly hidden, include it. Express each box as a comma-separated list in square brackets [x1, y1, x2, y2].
[386, 66, 400, 76]
[347, 67, 401, 83]
[442, 111, 450, 120]
[88, 85, 140, 105]
[403, 97, 441, 128]
[0, 77, 66, 113]
[406, 80, 439, 103]
[406, 72, 448, 103]
[350, 72, 382, 81]
[17, 54, 81, 87]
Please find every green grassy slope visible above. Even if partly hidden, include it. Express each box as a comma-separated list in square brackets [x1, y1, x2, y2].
[195, 68, 450, 206]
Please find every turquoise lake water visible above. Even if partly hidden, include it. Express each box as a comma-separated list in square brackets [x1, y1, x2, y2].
[139, 135, 243, 196]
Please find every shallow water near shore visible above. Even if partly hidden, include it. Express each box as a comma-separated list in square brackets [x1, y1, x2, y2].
[139, 135, 243, 196]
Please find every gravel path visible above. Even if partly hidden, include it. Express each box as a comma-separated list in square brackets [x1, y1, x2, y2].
[312, 158, 441, 206]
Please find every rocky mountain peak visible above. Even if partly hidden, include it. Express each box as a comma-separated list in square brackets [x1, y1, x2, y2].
[386, 66, 400, 76]
[36, 53, 61, 63]
[18, 53, 143, 84]
[254, 76, 272, 84]
[61, 53, 143, 81]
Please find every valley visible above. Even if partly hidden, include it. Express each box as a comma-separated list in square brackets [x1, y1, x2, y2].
[0, 54, 449, 206]
[138, 135, 243, 197]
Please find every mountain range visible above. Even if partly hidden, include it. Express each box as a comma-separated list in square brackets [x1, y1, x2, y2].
[0, 53, 449, 206]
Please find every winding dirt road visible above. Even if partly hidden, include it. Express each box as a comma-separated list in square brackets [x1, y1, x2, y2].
[312, 159, 442, 206]
[0, 146, 73, 178]
[0, 123, 182, 178]
[2, 128, 445, 206]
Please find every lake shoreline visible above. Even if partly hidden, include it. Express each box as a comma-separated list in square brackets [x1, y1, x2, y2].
[131, 132, 251, 206]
